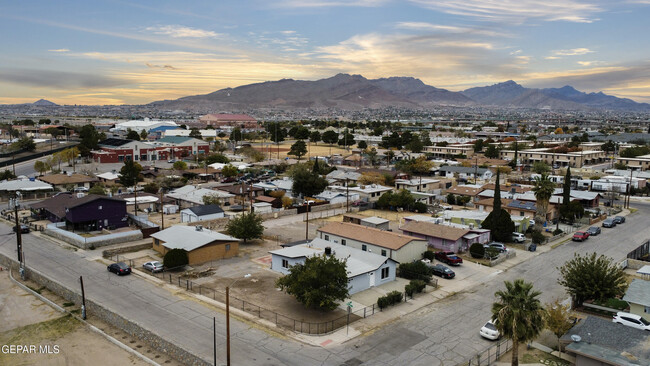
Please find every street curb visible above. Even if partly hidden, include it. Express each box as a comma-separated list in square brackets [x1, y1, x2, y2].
[6, 267, 160, 366]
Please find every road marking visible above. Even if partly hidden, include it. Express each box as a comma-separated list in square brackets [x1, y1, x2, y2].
[320, 339, 332, 346]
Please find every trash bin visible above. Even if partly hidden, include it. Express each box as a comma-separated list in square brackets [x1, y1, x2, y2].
[529, 244, 537, 252]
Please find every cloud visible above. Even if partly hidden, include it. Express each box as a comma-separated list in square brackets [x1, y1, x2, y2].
[408, 0, 602, 23]
[145, 25, 220, 38]
[577, 60, 605, 66]
[552, 48, 594, 56]
[145, 63, 179, 70]
[48, 48, 70, 53]
[277, 0, 388, 7]
[395, 22, 507, 37]
[0, 68, 126, 89]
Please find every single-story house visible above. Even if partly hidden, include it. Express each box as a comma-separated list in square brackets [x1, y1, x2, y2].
[444, 184, 484, 202]
[39, 173, 99, 192]
[151, 225, 239, 265]
[254, 195, 282, 209]
[395, 178, 441, 193]
[316, 222, 427, 263]
[166, 185, 235, 207]
[269, 239, 397, 294]
[360, 216, 390, 230]
[326, 170, 362, 186]
[216, 183, 265, 202]
[30, 193, 128, 231]
[330, 184, 393, 203]
[252, 202, 272, 214]
[438, 166, 493, 181]
[313, 190, 360, 205]
[623, 279, 650, 319]
[561, 316, 650, 366]
[400, 220, 490, 253]
[180, 204, 225, 223]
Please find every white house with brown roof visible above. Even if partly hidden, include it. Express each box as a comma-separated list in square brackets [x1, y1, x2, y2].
[400, 221, 490, 253]
[316, 222, 427, 263]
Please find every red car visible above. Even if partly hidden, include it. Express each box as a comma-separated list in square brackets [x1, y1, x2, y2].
[434, 251, 463, 266]
[572, 231, 590, 242]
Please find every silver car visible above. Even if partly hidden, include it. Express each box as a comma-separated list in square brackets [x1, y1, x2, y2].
[143, 261, 163, 272]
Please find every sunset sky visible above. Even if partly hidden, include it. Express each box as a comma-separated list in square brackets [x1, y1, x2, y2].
[1, 0, 649, 105]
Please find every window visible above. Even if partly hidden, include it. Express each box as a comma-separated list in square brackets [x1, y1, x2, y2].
[98, 206, 102, 210]
[381, 249, 387, 257]
[282, 259, 289, 268]
[362, 244, 367, 251]
[645, 306, 650, 314]
[341, 239, 346, 246]
[225, 244, 231, 251]
[324, 235, 329, 241]
[381, 267, 389, 279]
[154, 239, 160, 245]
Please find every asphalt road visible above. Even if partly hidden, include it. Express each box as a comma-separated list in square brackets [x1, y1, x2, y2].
[0, 204, 648, 365]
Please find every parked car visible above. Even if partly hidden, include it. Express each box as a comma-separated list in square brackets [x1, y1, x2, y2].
[602, 218, 617, 228]
[612, 312, 650, 331]
[614, 216, 626, 224]
[586, 226, 601, 236]
[434, 251, 463, 266]
[13, 224, 30, 234]
[572, 231, 590, 242]
[107, 262, 131, 275]
[143, 261, 163, 273]
[479, 319, 500, 340]
[512, 233, 526, 243]
[430, 264, 455, 279]
[167, 159, 175, 163]
[485, 242, 507, 253]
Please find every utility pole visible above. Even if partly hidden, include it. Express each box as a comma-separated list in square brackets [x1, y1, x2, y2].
[80, 276, 87, 320]
[160, 190, 164, 230]
[226, 286, 231, 366]
[13, 192, 23, 264]
[213, 317, 217, 366]
[346, 178, 350, 213]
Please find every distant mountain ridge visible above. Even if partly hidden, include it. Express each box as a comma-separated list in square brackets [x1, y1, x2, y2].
[461, 81, 649, 111]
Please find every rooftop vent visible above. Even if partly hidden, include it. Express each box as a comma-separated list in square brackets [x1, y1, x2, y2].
[195, 225, 203, 231]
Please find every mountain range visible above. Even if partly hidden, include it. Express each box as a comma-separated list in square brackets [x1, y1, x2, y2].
[148, 74, 649, 112]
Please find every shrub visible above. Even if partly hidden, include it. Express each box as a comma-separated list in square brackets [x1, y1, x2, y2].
[398, 261, 432, 282]
[378, 296, 390, 310]
[553, 228, 563, 236]
[485, 247, 500, 259]
[410, 279, 426, 293]
[531, 230, 545, 245]
[422, 250, 435, 261]
[388, 290, 403, 304]
[163, 248, 189, 269]
[405, 283, 415, 298]
[470, 243, 485, 258]
[413, 202, 428, 213]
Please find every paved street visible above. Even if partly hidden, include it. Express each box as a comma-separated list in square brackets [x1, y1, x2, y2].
[0, 203, 648, 365]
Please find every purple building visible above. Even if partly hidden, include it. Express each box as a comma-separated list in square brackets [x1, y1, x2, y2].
[31, 193, 128, 232]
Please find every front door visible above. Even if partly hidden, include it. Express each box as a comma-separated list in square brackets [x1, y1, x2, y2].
[369, 272, 375, 287]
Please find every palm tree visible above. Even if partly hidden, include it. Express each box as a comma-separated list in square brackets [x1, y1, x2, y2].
[532, 173, 555, 231]
[492, 279, 546, 366]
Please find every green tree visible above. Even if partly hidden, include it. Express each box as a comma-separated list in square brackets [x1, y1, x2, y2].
[143, 182, 159, 194]
[276, 254, 349, 311]
[221, 164, 238, 178]
[88, 184, 106, 196]
[206, 153, 230, 164]
[202, 193, 222, 206]
[189, 128, 203, 140]
[557, 252, 628, 306]
[173, 161, 188, 170]
[294, 126, 310, 140]
[357, 140, 368, 149]
[337, 129, 355, 147]
[473, 139, 484, 153]
[126, 129, 141, 141]
[405, 136, 424, 153]
[225, 211, 264, 243]
[560, 167, 572, 223]
[14, 137, 36, 151]
[601, 140, 616, 153]
[45, 127, 62, 140]
[532, 161, 550, 174]
[288, 140, 308, 160]
[0, 170, 16, 180]
[492, 279, 546, 366]
[446, 193, 456, 205]
[484, 145, 499, 159]
[78, 124, 102, 157]
[509, 142, 519, 169]
[119, 159, 142, 213]
[481, 170, 516, 242]
[163, 248, 189, 268]
[321, 130, 339, 145]
[366, 147, 379, 167]
[546, 299, 574, 356]
[33, 160, 50, 174]
[290, 164, 328, 198]
[229, 127, 242, 144]
[140, 129, 148, 140]
[532, 173, 555, 231]
[309, 131, 321, 145]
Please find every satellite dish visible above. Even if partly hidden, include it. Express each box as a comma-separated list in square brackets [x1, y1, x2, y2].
[571, 335, 582, 342]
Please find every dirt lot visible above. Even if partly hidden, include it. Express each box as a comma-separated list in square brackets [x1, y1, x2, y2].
[254, 142, 351, 159]
[0, 269, 181, 366]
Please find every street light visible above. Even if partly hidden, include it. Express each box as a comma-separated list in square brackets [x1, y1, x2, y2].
[304, 200, 314, 241]
[226, 273, 251, 366]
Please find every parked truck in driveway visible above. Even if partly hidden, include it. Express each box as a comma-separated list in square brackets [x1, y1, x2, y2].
[434, 251, 463, 266]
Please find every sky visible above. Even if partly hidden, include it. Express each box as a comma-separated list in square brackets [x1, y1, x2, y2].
[1, 0, 650, 105]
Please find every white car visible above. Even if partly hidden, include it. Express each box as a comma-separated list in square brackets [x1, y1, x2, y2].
[480, 319, 500, 340]
[512, 233, 525, 243]
[613, 312, 650, 331]
[143, 261, 164, 273]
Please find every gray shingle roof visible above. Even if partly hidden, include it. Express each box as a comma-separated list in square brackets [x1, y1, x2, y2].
[187, 204, 224, 216]
[623, 279, 650, 307]
[151, 226, 238, 251]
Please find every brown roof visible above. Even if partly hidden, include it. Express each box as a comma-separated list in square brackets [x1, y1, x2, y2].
[217, 184, 264, 195]
[400, 221, 470, 241]
[476, 197, 514, 208]
[40, 174, 98, 185]
[31, 193, 125, 219]
[445, 185, 483, 196]
[317, 222, 421, 250]
[481, 183, 531, 194]
[255, 195, 279, 203]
